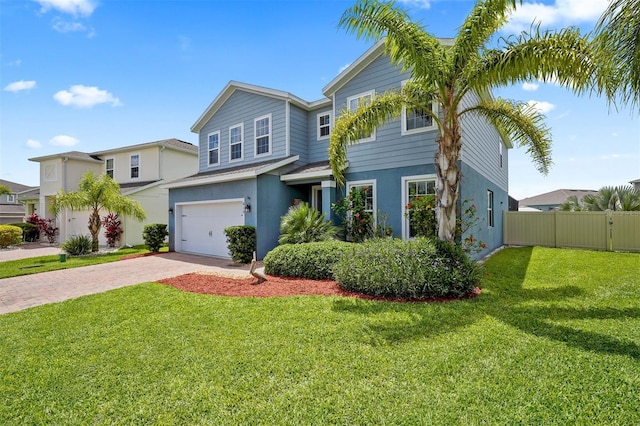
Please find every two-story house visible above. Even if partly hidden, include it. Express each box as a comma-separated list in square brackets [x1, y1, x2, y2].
[29, 139, 198, 246]
[0, 179, 36, 224]
[165, 40, 511, 259]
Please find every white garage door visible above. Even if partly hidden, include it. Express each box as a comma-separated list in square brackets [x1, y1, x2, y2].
[179, 201, 244, 257]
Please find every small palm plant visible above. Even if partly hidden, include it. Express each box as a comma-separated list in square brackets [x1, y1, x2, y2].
[278, 202, 337, 244]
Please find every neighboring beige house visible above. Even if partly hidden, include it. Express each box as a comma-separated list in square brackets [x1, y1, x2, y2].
[0, 179, 36, 224]
[519, 189, 598, 211]
[631, 178, 640, 191]
[29, 139, 198, 246]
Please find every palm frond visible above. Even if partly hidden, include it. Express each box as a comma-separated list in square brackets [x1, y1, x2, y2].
[339, 0, 449, 85]
[593, 0, 640, 108]
[462, 97, 552, 174]
[450, 0, 518, 78]
[329, 90, 408, 185]
[473, 26, 597, 94]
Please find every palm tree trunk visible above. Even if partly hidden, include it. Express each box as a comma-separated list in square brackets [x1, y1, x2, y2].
[89, 210, 101, 252]
[435, 116, 462, 243]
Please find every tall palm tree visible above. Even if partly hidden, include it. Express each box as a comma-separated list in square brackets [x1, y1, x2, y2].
[582, 186, 640, 212]
[595, 0, 640, 108]
[52, 171, 146, 252]
[329, 0, 599, 242]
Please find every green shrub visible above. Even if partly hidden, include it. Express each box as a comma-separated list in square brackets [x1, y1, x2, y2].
[333, 238, 481, 299]
[264, 241, 351, 280]
[278, 202, 337, 244]
[8, 222, 39, 242]
[0, 225, 23, 248]
[143, 224, 168, 252]
[224, 225, 256, 264]
[61, 235, 92, 256]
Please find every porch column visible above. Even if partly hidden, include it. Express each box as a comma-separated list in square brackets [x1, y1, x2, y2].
[321, 180, 337, 223]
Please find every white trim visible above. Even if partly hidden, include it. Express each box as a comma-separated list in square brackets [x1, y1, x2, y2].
[229, 122, 244, 163]
[316, 110, 332, 141]
[130, 153, 141, 179]
[487, 189, 494, 228]
[321, 180, 336, 189]
[6, 194, 15, 203]
[254, 113, 272, 158]
[346, 179, 377, 223]
[207, 131, 221, 166]
[400, 79, 438, 136]
[323, 40, 386, 96]
[105, 157, 115, 178]
[163, 155, 299, 189]
[346, 90, 376, 143]
[401, 174, 437, 239]
[311, 185, 322, 210]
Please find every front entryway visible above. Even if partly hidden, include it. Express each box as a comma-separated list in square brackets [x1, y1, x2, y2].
[176, 200, 244, 257]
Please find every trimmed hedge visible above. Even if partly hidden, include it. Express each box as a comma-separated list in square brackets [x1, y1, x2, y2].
[264, 241, 351, 280]
[224, 226, 256, 264]
[0, 225, 23, 248]
[333, 238, 481, 299]
[8, 222, 39, 242]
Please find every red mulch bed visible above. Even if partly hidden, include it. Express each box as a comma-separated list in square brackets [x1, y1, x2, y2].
[158, 273, 481, 303]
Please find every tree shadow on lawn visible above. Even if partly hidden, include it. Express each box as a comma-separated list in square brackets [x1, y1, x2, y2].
[332, 246, 640, 359]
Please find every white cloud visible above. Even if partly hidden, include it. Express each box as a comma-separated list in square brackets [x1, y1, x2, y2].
[26, 139, 43, 149]
[50, 135, 79, 146]
[52, 19, 85, 33]
[527, 100, 556, 114]
[8, 59, 22, 67]
[53, 85, 122, 108]
[3, 80, 37, 93]
[34, 0, 96, 17]
[522, 82, 539, 91]
[397, 0, 431, 9]
[505, 0, 608, 32]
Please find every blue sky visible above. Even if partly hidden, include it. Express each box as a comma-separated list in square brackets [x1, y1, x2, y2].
[1, 0, 638, 199]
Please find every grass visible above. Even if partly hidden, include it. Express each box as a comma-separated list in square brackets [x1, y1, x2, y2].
[0, 245, 164, 279]
[1, 246, 639, 424]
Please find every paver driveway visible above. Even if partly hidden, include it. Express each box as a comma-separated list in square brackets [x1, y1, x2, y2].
[0, 251, 252, 315]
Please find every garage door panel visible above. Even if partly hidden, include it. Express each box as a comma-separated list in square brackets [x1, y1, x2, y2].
[179, 201, 244, 257]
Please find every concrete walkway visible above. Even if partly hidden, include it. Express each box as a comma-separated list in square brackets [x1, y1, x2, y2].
[0, 251, 253, 315]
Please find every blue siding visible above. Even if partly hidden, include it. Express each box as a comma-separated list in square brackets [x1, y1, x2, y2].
[289, 104, 308, 163]
[459, 162, 508, 259]
[342, 164, 437, 239]
[308, 105, 333, 163]
[198, 90, 287, 172]
[459, 91, 509, 191]
[334, 54, 439, 174]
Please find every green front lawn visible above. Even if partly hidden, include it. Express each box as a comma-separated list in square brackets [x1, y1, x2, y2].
[1, 247, 639, 424]
[0, 245, 163, 279]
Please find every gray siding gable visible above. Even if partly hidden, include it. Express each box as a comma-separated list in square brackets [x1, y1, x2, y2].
[198, 90, 287, 172]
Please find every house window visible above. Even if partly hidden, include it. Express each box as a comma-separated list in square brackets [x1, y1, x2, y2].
[401, 80, 437, 135]
[347, 90, 375, 142]
[105, 158, 114, 178]
[130, 154, 140, 179]
[317, 111, 331, 140]
[229, 123, 244, 162]
[346, 180, 376, 217]
[403, 176, 437, 238]
[208, 131, 220, 166]
[254, 114, 271, 157]
[7, 194, 15, 203]
[499, 143, 503, 168]
[487, 190, 494, 228]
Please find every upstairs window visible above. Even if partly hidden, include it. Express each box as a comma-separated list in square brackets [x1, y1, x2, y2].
[130, 154, 140, 179]
[347, 90, 375, 143]
[105, 158, 114, 178]
[7, 194, 15, 203]
[401, 80, 437, 135]
[254, 114, 271, 157]
[208, 131, 220, 166]
[317, 111, 331, 140]
[229, 123, 244, 162]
